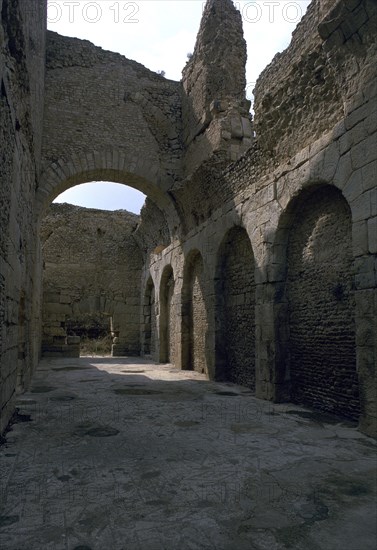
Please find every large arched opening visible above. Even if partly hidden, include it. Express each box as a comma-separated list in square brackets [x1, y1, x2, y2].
[40, 183, 146, 357]
[35, 158, 180, 234]
[215, 226, 256, 389]
[32, 153, 179, 360]
[181, 250, 208, 374]
[284, 185, 360, 419]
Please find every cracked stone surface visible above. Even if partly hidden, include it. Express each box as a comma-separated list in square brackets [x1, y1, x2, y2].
[0, 357, 376, 550]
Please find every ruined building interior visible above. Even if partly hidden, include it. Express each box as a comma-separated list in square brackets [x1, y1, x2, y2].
[0, 0, 376, 548]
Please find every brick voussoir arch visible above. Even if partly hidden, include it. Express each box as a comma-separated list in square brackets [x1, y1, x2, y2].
[35, 150, 180, 232]
[270, 180, 352, 271]
[267, 181, 362, 413]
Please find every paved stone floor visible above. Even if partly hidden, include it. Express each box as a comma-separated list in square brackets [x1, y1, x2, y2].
[0, 357, 376, 550]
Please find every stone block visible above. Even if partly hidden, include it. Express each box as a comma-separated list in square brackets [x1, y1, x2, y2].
[341, 6, 368, 38]
[365, 106, 377, 136]
[350, 190, 371, 222]
[357, 346, 376, 381]
[44, 292, 61, 303]
[344, 0, 363, 10]
[352, 220, 368, 256]
[340, 121, 365, 155]
[350, 132, 377, 170]
[255, 184, 275, 207]
[355, 289, 376, 316]
[333, 119, 346, 140]
[241, 117, 253, 139]
[322, 141, 340, 181]
[367, 217, 377, 254]
[355, 272, 376, 289]
[309, 133, 330, 158]
[318, 17, 341, 40]
[44, 303, 71, 315]
[345, 101, 369, 130]
[356, 319, 375, 347]
[324, 27, 346, 50]
[372, 188, 377, 217]
[354, 255, 375, 275]
[361, 160, 377, 192]
[230, 116, 243, 139]
[67, 336, 80, 345]
[333, 151, 352, 189]
[127, 297, 140, 306]
[267, 262, 286, 283]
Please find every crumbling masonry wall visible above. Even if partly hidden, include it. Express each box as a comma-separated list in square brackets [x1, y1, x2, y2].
[181, 0, 253, 173]
[147, 0, 377, 435]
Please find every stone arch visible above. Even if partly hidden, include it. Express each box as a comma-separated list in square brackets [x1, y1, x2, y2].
[215, 226, 256, 389]
[280, 184, 360, 419]
[35, 151, 180, 234]
[159, 265, 176, 364]
[181, 250, 208, 374]
[141, 276, 157, 358]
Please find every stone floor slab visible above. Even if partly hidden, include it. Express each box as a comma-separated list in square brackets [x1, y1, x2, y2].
[0, 357, 376, 550]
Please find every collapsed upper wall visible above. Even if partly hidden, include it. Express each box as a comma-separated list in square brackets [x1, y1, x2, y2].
[253, 0, 376, 160]
[318, 0, 377, 110]
[253, 0, 342, 159]
[182, 0, 253, 173]
[42, 31, 184, 200]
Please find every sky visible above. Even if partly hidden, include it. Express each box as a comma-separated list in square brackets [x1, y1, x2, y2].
[50, 0, 309, 213]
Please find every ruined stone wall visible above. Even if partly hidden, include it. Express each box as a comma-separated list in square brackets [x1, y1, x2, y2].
[181, 0, 252, 174]
[1, 0, 376, 438]
[287, 186, 360, 419]
[253, 0, 343, 160]
[0, 0, 46, 433]
[41, 204, 143, 356]
[148, 0, 376, 436]
[173, 0, 376, 232]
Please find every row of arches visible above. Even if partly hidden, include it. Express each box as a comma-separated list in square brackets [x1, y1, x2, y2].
[142, 186, 360, 421]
